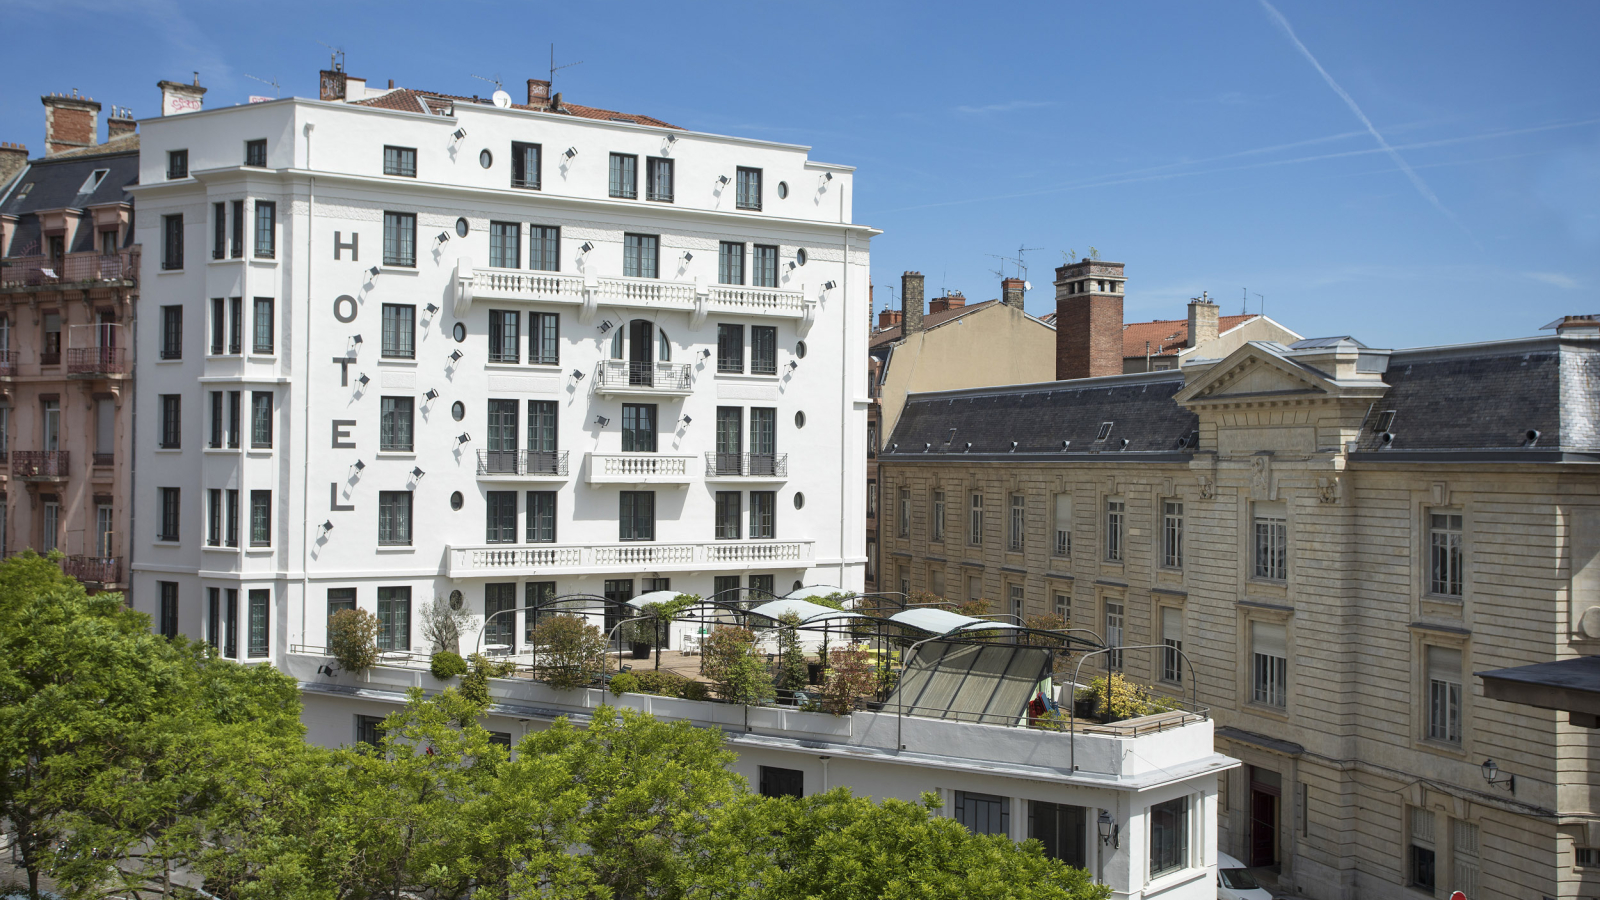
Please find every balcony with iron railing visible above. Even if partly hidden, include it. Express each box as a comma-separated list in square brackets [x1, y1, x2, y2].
[0, 349, 15, 378]
[0, 250, 137, 291]
[61, 555, 121, 585]
[13, 450, 68, 480]
[704, 452, 787, 481]
[593, 360, 694, 397]
[584, 452, 696, 485]
[67, 346, 127, 377]
[476, 449, 569, 480]
[446, 539, 814, 577]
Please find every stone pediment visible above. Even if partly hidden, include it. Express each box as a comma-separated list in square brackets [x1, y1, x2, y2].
[1174, 344, 1335, 405]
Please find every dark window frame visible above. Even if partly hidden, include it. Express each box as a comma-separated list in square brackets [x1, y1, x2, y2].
[378, 490, 413, 546]
[530, 225, 560, 271]
[158, 487, 181, 541]
[752, 244, 778, 288]
[383, 145, 417, 178]
[717, 323, 745, 374]
[646, 156, 674, 202]
[160, 305, 183, 359]
[529, 312, 559, 365]
[250, 391, 273, 448]
[166, 150, 188, 180]
[244, 139, 267, 168]
[526, 491, 556, 543]
[619, 490, 656, 542]
[489, 221, 522, 269]
[715, 491, 742, 540]
[383, 211, 417, 267]
[486, 490, 518, 544]
[159, 394, 182, 449]
[718, 241, 745, 285]
[249, 490, 272, 547]
[381, 304, 416, 359]
[252, 298, 274, 354]
[253, 201, 275, 259]
[380, 396, 415, 452]
[511, 141, 542, 189]
[623, 233, 659, 279]
[161, 214, 183, 270]
[621, 403, 657, 453]
[750, 326, 777, 375]
[608, 153, 638, 199]
[736, 166, 762, 210]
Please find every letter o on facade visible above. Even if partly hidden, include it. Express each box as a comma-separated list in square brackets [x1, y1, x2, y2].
[333, 294, 358, 323]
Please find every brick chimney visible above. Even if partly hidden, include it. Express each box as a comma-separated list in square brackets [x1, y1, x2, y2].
[1002, 277, 1026, 310]
[41, 92, 100, 156]
[901, 271, 925, 335]
[878, 307, 903, 329]
[527, 79, 552, 107]
[1054, 258, 1126, 380]
[0, 143, 27, 189]
[158, 75, 206, 116]
[318, 69, 347, 101]
[929, 291, 966, 314]
[106, 106, 136, 141]
[1187, 295, 1219, 348]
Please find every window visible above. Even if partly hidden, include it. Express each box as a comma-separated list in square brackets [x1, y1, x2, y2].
[1253, 502, 1288, 580]
[932, 490, 945, 542]
[486, 491, 518, 543]
[245, 139, 267, 167]
[528, 313, 559, 365]
[377, 586, 411, 651]
[485, 583, 517, 652]
[1162, 500, 1184, 568]
[249, 491, 271, 546]
[717, 324, 745, 374]
[225, 489, 239, 547]
[231, 200, 244, 258]
[378, 491, 412, 545]
[620, 491, 655, 541]
[621, 403, 657, 452]
[896, 488, 910, 538]
[646, 156, 674, 202]
[1105, 498, 1125, 562]
[1009, 584, 1024, 620]
[1054, 593, 1068, 622]
[866, 539, 877, 580]
[715, 491, 742, 539]
[380, 397, 414, 452]
[1096, 421, 1113, 442]
[210, 298, 225, 355]
[383, 211, 416, 267]
[750, 407, 776, 468]
[1161, 607, 1183, 683]
[953, 790, 1008, 836]
[252, 298, 274, 353]
[489, 310, 521, 362]
[209, 391, 223, 448]
[623, 233, 658, 278]
[42, 397, 59, 450]
[42, 313, 60, 364]
[206, 489, 222, 547]
[41, 500, 58, 554]
[158, 488, 180, 541]
[161, 306, 183, 359]
[356, 714, 386, 748]
[162, 214, 183, 269]
[718, 242, 745, 285]
[759, 766, 804, 798]
[1149, 796, 1190, 877]
[167, 149, 188, 179]
[966, 574, 982, 605]
[1053, 494, 1072, 556]
[1426, 645, 1463, 744]
[1251, 620, 1288, 708]
[250, 392, 272, 448]
[159, 582, 179, 638]
[490, 221, 521, 269]
[213, 202, 226, 259]
[524, 581, 556, 641]
[1009, 494, 1025, 551]
[526, 491, 556, 543]
[746, 325, 778, 376]
[382, 304, 415, 358]
[1429, 512, 1464, 597]
[327, 587, 356, 622]
[752, 244, 778, 288]
[866, 479, 878, 518]
[159, 395, 182, 448]
[227, 391, 241, 448]
[1409, 808, 1436, 893]
[383, 145, 417, 178]
[253, 201, 275, 258]
[714, 575, 742, 599]
[750, 491, 775, 539]
[608, 153, 638, 199]
[527, 400, 557, 453]
[207, 588, 221, 648]
[247, 589, 269, 657]
[736, 166, 762, 210]
[1105, 601, 1124, 669]
[511, 141, 541, 189]
[222, 589, 238, 657]
[1579, 848, 1600, 868]
[1452, 819, 1479, 898]
[530, 225, 559, 271]
[969, 492, 984, 545]
[227, 297, 243, 354]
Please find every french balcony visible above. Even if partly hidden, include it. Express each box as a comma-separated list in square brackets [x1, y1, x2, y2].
[61, 555, 121, 586]
[0, 349, 14, 378]
[0, 251, 137, 291]
[476, 449, 569, 480]
[13, 450, 68, 481]
[592, 360, 693, 397]
[585, 452, 696, 485]
[67, 346, 127, 378]
[446, 539, 815, 578]
[704, 452, 787, 482]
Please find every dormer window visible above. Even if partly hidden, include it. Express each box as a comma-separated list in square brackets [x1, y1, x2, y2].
[1374, 410, 1396, 432]
[77, 169, 108, 194]
[1096, 422, 1114, 441]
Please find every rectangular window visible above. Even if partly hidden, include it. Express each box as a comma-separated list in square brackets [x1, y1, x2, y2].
[253, 201, 275, 258]
[489, 221, 521, 269]
[623, 233, 658, 278]
[527, 400, 557, 453]
[224, 589, 238, 657]
[167, 149, 188, 179]
[158, 488, 180, 541]
[1252, 620, 1288, 708]
[1409, 808, 1436, 893]
[228, 297, 243, 354]
[383, 145, 417, 178]
[1053, 494, 1072, 557]
[1254, 502, 1288, 580]
[486, 490, 518, 543]
[356, 714, 386, 748]
[161, 305, 183, 359]
[213, 202, 226, 259]
[717, 323, 745, 374]
[646, 156, 674, 202]
[247, 589, 269, 657]
[207, 587, 221, 648]
[608, 153, 638, 199]
[485, 583, 517, 652]
[245, 139, 267, 167]
[715, 491, 742, 540]
[159, 582, 179, 638]
[736, 166, 762, 210]
[524, 581, 556, 643]
[159, 394, 182, 449]
[380, 397, 414, 452]
[207, 489, 221, 546]
[1105, 601, 1124, 669]
[526, 491, 556, 543]
[1161, 607, 1183, 684]
[231, 200, 244, 258]
[953, 790, 1008, 837]
[1009, 584, 1024, 621]
[378, 491, 412, 545]
[382, 304, 416, 358]
[377, 586, 411, 652]
[530, 225, 559, 271]
[252, 298, 274, 353]
[327, 587, 356, 622]
[511, 141, 541, 189]
[759, 766, 804, 798]
[42, 313, 60, 364]
[1162, 500, 1184, 569]
[1104, 498, 1125, 562]
[40, 501, 58, 554]
[1148, 796, 1190, 877]
[529, 312, 559, 365]
[752, 244, 778, 288]
[1427, 645, 1463, 744]
[750, 325, 777, 375]
[1009, 494, 1025, 551]
[750, 491, 776, 539]
[898, 488, 910, 538]
[210, 298, 225, 355]
[1054, 593, 1069, 623]
[749, 407, 776, 467]
[250, 490, 271, 546]
[1429, 512, 1464, 597]
[225, 489, 239, 547]
[251, 392, 272, 448]
[227, 391, 241, 448]
[969, 492, 984, 545]
[488, 310, 521, 363]
[162, 214, 183, 269]
[383, 211, 416, 267]
[1452, 819, 1479, 898]
[209, 391, 223, 448]
[620, 491, 655, 541]
[926, 489, 943, 542]
[621, 403, 657, 452]
[718, 242, 745, 285]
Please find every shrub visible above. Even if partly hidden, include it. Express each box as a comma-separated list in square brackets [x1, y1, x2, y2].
[821, 644, 876, 715]
[1081, 672, 1178, 721]
[609, 672, 640, 697]
[775, 612, 809, 692]
[702, 625, 775, 706]
[327, 608, 379, 674]
[460, 653, 516, 706]
[630, 670, 713, 701]
[430, 650, 468, 680]
[528, 615, 608, 690]
[420, 592, 476, 654]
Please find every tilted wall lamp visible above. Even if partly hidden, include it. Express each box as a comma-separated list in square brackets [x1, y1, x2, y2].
[1481, 759, 1516, 792]
[424, 389, 440, 401]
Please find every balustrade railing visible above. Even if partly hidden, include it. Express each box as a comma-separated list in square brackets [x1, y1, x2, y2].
[449, 540, 813, 574]
[597, 454, 689, 477]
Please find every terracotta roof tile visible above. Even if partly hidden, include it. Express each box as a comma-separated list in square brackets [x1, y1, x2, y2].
[350, 88, 680, 129]
[1120, 314, 1257, 359]
[869, 300, 1001, 347]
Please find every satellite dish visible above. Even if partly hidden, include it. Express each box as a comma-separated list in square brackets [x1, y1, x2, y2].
[1023, 281, 1032, 291]
[491, 90, 512, 109]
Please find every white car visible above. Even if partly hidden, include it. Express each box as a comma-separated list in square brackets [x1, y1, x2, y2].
[1217, 852, 1274, 900]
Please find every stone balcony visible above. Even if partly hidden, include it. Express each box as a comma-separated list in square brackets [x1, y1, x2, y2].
[584, 452, 697, 485]
[445, 539, 815, 578]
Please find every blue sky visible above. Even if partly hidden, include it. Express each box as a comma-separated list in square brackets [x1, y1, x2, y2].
[6, 0, 1598, 348]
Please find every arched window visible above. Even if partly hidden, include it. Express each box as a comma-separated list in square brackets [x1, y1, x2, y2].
[658, 328, 672, 361]
[610, 327, 623, 359]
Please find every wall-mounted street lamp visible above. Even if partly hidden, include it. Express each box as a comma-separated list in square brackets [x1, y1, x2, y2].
[1481, 759, 1515, 792]
[1097, 811, 1119, 848]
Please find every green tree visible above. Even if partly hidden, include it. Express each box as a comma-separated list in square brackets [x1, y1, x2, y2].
[701, 625, 775, 706]
[775, 612, 809, 693]
[528, 615, 608, 690]
[327, 607, 380, 675]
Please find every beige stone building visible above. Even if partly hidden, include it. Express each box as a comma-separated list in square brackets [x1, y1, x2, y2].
[877, 265, 1600, 899]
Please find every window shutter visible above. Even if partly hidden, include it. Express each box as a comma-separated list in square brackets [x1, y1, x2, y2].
[1162, 608, 1183, 642]
[1054, 494, 1072, 531]
[1426, 646, 1462, 684]
[1251, 621, 1287, 658]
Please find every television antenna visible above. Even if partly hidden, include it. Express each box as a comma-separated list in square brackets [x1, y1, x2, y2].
[317, 41, 345, 73]
[1256, 293, 1266, 318]
[550, 44, 584, 91]
[244, 74, 280, 98]
[470, 73, 504, 91]
[986, 244, 1042, 280]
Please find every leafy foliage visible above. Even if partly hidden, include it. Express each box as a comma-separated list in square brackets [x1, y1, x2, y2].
[528, 615, 608, 690]
[429, 649, 469, 679]
[327, 607, 379, 674]
[460, 652, 516, 706]
[702, 625, 776, 706]
[609, 672, 640, 696]
[631, 669, 712, 701]
[419, 592, 476, 655]
[1082, 672, 1179, 720]
[775, 612, 809, 692]
[820, 644, 877, 715]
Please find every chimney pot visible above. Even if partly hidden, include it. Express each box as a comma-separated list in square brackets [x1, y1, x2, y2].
[527, 79, 552, 105]
[1001, 277, 1026, 310]
[900, 271, 926, 335]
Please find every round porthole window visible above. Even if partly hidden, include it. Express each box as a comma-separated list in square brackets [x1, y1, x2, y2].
[450, 492, 464, 511]
[453, 322, 467, 342]
[451, 401, 465, 421]
[793, 492, 805, 510]
[777, 181, 788, 199]
[795, 411, 806, 429]
[449, 589, 464, 609]
[795, 340, 807, 359]
[455, 217, 469, 238]
[479, 149, 493, 168]
[795, 248, 808, 266]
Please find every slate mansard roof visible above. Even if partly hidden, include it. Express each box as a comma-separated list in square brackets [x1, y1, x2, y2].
[0, 142, 138, 257]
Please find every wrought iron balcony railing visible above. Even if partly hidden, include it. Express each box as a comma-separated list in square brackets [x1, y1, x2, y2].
[67, 346, 126, 376]
[13, 450, 68, 479]
[61, 555, 121, 584]
[476, 449, 569, 477]
[0, 251, 137, 289]
[593, 360, 693, 394]
[704, 452, 787, 478]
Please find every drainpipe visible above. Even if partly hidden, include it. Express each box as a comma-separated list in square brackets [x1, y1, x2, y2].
[819, 755, 830, 792]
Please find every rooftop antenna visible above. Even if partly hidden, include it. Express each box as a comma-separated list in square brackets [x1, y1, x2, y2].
[1242, 287, 1248, 316]
[985, 253, 1020, 279]
[470, 73, 504, 91]
[1255, 293, 1265, 318]
[549, 44, 584, 92]
[1013, 244, 1043, 280]
[244, 73, 281, 98]
[317, 41, 345, 73]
